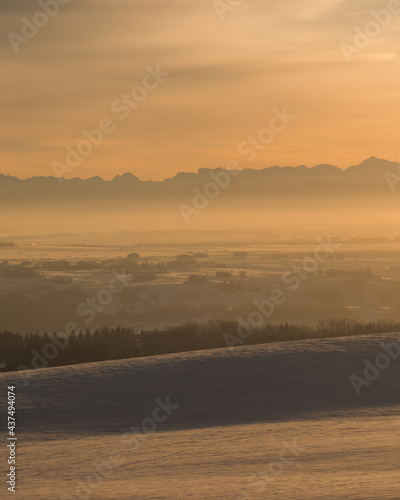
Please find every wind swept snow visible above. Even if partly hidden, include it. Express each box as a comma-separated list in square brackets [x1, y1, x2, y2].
[1, 333, 400, 499]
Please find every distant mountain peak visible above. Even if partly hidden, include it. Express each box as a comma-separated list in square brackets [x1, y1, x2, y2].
[347, 156, 398, 172]
[0, 157, 398, 188]
[359, 156, 384, 165]
[111, 173, 140, 183]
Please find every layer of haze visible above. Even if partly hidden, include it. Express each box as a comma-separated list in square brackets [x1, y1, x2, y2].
[2, 0, 400, 180]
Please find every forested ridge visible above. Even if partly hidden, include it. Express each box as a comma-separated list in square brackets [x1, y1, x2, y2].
[1, 319, 399, 373]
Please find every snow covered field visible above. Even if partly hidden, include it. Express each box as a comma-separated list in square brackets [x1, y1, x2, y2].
[1, 333, 400, 499]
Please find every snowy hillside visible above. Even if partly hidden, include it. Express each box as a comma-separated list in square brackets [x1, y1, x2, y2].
[1, 333, 400, 499]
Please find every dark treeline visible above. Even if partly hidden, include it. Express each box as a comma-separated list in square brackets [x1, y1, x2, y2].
[1, 319, 400, 373]
[1, 327, 138, 372]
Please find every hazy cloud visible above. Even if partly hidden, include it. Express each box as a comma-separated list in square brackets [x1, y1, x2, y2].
[2, 0, 400, 179]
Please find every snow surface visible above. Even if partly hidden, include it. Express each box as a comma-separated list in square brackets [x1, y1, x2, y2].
[1, 333, 400, 499]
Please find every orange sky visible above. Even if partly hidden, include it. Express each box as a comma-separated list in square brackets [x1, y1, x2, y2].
[1, 0, 400, 180]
